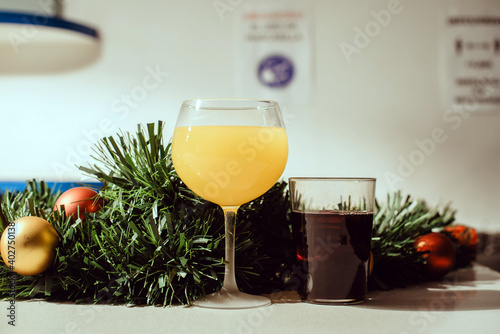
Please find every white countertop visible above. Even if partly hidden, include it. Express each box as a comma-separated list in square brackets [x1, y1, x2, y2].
[1, 264, 500, 334]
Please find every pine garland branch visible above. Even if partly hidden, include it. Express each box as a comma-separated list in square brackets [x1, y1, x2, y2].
[369, 191, 456, 289]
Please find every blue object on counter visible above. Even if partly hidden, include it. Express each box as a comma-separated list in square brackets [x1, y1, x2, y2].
[0, 181, 102, 194]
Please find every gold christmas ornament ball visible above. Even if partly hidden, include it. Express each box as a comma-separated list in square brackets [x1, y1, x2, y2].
[54, 187, 103, 221]
[0, 216, 59, 276]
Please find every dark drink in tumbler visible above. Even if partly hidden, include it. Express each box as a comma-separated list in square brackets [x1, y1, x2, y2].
[292, 211, 373, 303]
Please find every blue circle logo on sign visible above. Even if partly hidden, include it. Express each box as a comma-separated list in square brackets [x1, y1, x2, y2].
[258, 55, 294, 88]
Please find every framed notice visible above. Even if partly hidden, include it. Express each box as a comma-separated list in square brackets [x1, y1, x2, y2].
[441, 3, 500, 112]
[235, 0, 313, 106]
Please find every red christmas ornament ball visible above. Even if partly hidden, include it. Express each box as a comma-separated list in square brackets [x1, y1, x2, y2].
[414, 232, 456, 279]
[54, 187, 103, 221]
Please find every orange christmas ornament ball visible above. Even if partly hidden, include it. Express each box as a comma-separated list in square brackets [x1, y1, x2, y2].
[444, 224, 478, 251]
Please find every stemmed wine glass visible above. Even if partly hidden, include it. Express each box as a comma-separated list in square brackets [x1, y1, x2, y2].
[171, 98, 288, 309]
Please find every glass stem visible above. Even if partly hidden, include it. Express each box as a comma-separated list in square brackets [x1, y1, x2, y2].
[221, 206, 239, 293]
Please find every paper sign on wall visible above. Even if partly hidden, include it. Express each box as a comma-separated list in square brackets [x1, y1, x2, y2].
[442, 5, 500, 112]
[235, 0, 313, 106]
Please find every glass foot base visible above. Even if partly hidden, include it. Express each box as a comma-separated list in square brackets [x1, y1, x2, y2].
[194, 287, 271, 309]
[305, 297, 366, 305]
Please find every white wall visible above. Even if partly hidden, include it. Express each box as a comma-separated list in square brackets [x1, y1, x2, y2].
[1, 0, 499, 232]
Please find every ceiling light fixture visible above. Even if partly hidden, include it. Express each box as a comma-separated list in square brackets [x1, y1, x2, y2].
[0, 0, 100, 74]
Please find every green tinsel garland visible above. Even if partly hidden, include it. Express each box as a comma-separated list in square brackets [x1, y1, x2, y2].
[0, 122, 461, 305]
[0, 122, 293, 305]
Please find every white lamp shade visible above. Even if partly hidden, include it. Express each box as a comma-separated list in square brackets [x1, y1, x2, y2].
[0, 11, 100, 74]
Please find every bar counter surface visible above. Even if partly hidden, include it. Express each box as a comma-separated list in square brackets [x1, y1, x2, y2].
[1, 264, 499, 334]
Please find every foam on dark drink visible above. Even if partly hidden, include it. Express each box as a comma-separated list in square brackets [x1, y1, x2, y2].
[291, 210, 373, 304]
